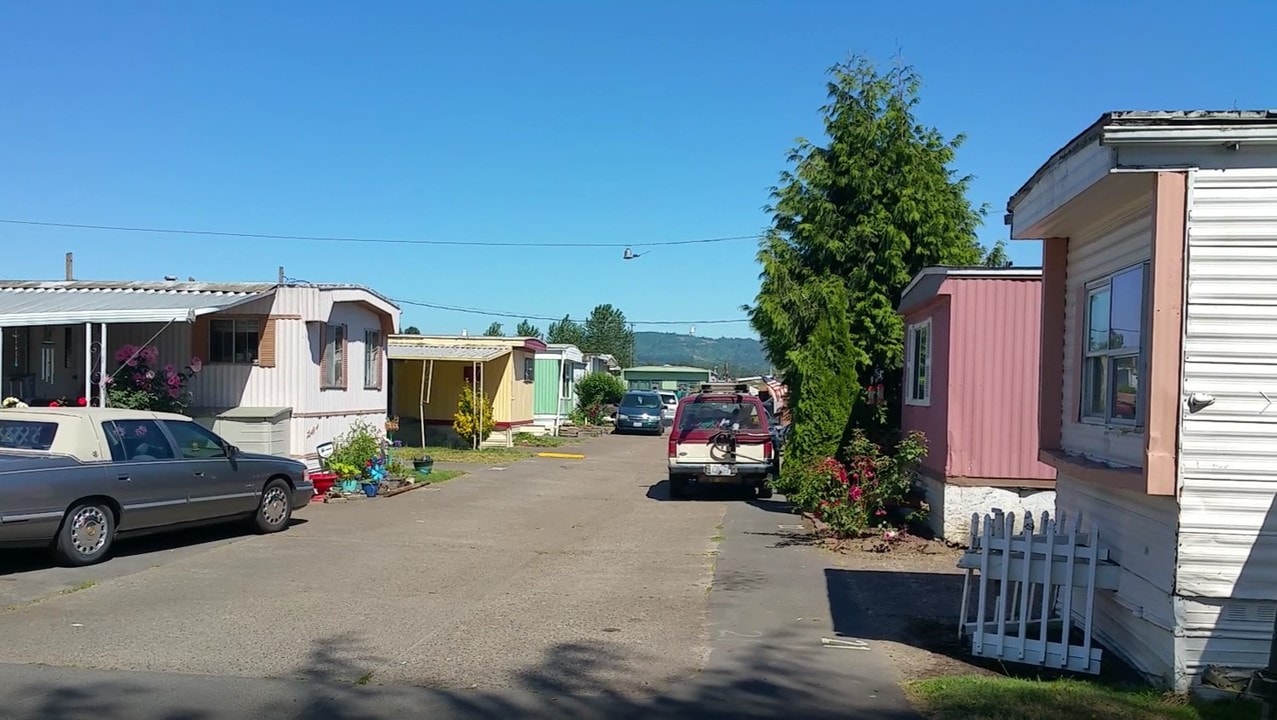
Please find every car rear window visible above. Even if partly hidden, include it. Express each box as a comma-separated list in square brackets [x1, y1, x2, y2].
[678, 401, 765, 431]
[0, 420, 59, 451]
[621, 393, 662, 409]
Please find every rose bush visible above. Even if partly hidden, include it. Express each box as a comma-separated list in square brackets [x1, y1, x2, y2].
[106, 344, 203, 413]
[787, 430, 928, 538]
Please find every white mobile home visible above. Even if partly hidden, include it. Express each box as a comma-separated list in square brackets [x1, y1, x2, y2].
[0, 279, 399, 466]
[1006, 110, 1277, 690]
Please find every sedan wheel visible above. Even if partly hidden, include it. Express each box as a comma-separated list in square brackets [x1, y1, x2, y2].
[54, 501, 115, 567]
[252, 479, 293, 534]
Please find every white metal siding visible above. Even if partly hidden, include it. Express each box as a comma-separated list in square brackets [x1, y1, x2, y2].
[1011, 140, 1114, 237]
[1053, 472, 1178, 684]
[1176, 168, 1277, 688]
[1060, 208, 1153, 467]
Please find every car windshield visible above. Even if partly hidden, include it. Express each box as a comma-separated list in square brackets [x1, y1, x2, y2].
[0, 420, 59, 451]
[621, 393, 662, 409]
[678, 401, 764, 431]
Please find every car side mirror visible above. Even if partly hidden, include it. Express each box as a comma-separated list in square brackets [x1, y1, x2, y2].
[225, 444, 241, 458]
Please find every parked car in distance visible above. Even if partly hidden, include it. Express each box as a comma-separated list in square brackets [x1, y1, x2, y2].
[0, 407, 314, 566]
[667, 383, 777, 500]
[614, 391, 665, 435]
[658, 391, 678, 426]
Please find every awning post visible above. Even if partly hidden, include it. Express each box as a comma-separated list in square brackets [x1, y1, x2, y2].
[98, 323, 107, 407]
[83, 322, 92, 405]
[418, 359, 427, 448]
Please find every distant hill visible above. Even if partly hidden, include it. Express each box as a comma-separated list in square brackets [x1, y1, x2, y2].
[633, 331, 771, 377]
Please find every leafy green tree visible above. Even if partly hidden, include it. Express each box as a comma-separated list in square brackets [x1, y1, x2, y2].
[516, 320, 543, 339]
[747, 55, 984, 446]
[576, 371, 625, 408]
[982, 240, 1013, 268]
[483, 322, 504, 337]
[547, 314, 585, 346]
[401, 325, 421, 335]
[581, 304, 635, 368]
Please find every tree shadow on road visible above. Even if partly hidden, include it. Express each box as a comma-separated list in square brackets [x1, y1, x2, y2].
[3, 627, 924, 720]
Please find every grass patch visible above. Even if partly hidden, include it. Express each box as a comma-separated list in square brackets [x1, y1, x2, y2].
[512, 432, 575, 448]
[415, 469, 466, 485]
[905, 676, 1259, 720]
[393, 445, 530, 464]
[60, 580, 97, 595]
[354, 671, 374, 686]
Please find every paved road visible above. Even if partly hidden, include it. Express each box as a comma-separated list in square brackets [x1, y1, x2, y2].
[0, 434, 919, 719]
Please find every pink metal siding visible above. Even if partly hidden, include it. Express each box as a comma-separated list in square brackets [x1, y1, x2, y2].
[901, 300, 950, 479]
[943, 277, 1055, 482]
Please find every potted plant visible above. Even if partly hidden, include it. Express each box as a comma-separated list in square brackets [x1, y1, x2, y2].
[328, 461, 362, 493]
[412, 455, 434, 476]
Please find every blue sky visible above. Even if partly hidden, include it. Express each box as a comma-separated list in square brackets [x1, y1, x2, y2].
[2, 1, 1274, 338]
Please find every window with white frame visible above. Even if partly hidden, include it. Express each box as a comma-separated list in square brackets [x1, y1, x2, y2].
[323, 324, 346, 389]
[561, 361, 573, 398]
[1082, 263, 1148, 425]
[364, 329, 381, 390]
[905, 319, 932, 406]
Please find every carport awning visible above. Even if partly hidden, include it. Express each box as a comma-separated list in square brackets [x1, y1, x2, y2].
[0, 287, 271, 327]
[387, 344, 509, 362]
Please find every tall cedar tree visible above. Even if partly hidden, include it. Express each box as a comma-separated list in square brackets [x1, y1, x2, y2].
[483, 322, 504, 337]
[547, 315, 585, 347]
[747, 56, 984, 455]
[582, 304, 636, 368]
[516, 320, 543, 339]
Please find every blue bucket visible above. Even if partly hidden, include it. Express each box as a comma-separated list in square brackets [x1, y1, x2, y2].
[362, 483, 378, 498]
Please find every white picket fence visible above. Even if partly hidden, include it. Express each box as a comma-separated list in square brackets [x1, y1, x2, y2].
[956, 509, 1118, 674]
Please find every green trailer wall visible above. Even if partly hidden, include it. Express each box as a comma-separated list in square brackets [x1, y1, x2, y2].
[621, 367, 712, 397]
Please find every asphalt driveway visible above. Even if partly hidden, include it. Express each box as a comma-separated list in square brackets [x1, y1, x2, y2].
[0, 433, 919, 719]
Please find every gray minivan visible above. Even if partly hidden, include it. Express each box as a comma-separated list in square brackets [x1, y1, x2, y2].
[614, 391, 665, 435]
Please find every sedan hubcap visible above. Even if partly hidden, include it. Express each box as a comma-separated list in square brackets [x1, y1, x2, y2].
[262, 487, 288, 526]
[70, 507, 108, 555]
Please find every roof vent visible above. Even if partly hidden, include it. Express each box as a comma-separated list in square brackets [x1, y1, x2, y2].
[163, 275, 178, 282]
[460, 329, 468, 338]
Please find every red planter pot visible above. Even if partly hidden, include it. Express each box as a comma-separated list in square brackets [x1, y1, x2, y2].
[310, 472, 338, 501]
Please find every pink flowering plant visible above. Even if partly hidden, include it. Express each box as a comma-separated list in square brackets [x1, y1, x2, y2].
[105, 344, 203, 413]
[792, 430, 927, 538]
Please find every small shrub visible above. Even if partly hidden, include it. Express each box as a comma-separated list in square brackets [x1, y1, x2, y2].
[106, 344, 203, 413]
[327, 420, 385, 478]
[791, 430, 928, 538]
[576, 373, 625, 409]
[453, 387, 496, 448]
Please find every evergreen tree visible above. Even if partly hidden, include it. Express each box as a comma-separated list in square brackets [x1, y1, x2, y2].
[748, 55, 984, 447]
[483, 322, 504, 337]
[516, 319, 543, 339]
[581, 304, 635, 368]
[547, 314, 586, 347]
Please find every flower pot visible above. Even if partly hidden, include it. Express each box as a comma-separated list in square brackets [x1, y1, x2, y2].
[340, 478, 361, 494]
[361, 482, 378, 498]
[310, 472, 337, 501]
[413, 458, 434, 476]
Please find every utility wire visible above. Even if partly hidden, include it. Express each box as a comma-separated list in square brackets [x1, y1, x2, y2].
[393, 297, 750, 326]
[0, 218, 763, 249]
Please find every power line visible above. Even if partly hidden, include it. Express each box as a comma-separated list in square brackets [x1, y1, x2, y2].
[393, 297, 751, 326]
[0, 218, 763, 249]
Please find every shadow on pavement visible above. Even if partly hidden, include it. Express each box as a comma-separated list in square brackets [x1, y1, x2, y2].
[0, 518, 309, 576]
[644, 480, 761, 503]
[3, 627, 923, 720]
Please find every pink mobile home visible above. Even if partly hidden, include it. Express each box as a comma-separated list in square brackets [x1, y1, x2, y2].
[897, 266, 1056, 541]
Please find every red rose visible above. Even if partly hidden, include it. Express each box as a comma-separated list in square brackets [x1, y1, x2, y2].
[76, 397, 88, 407]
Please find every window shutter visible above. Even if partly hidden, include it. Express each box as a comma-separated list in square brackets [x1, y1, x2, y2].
[191, 316, 210, 363]
[921, 326, 931, 401]
[341, 324, 349, 390]
[258, 317, 277, 368]
[319, 324, 330, 389]
[904, 328, 915, 398]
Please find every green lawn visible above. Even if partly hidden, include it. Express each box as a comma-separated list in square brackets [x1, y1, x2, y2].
[511, 432, 576, 448]
[905, 676, 1258, 720]
[392, 445, 532, 464]
[413, 469, 466, 485]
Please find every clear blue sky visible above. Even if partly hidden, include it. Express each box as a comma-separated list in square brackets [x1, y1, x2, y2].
[2, 1, 1274, 338]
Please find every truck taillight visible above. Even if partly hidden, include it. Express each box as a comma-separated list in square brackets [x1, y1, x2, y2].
[763, 440, 773, 459]
[668, 435, 677, 458]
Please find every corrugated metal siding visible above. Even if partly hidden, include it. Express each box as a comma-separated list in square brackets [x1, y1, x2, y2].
[1060, 207, 1154, 467]
[946, 278, 1056, 481]
[1176, 168, 1277, 686]
[1054, 472, 1178, 684]
[900, 302, 949, 480]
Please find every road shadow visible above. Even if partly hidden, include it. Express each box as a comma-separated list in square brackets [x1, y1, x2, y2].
[645, 480, 755, 503]
[0, 518, 308, 575]
[1, 628, 925, 720]
[824, 567, 1146, 686]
